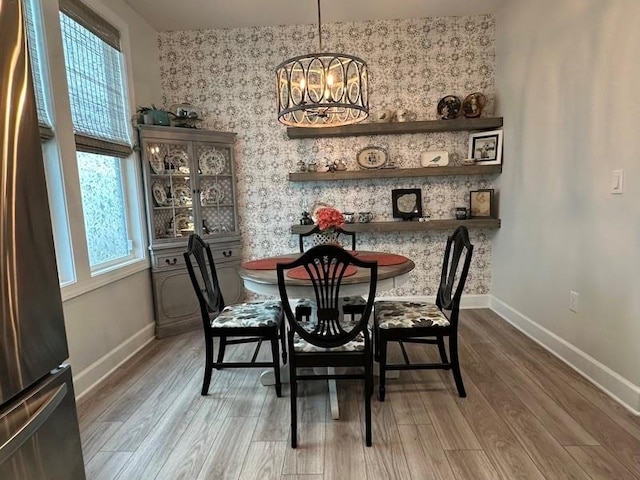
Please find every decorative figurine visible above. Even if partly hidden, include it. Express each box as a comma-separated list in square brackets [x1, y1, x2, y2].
[300, 211, 314, 225]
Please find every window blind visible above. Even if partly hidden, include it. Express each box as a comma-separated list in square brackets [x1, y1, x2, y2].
[59, 2, 132, 157]
[23, 0, 54, 140]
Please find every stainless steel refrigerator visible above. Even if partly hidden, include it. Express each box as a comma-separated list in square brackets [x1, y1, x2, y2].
[0, 0, 86, 478]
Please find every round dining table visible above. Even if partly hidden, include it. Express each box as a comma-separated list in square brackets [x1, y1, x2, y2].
[239, 250, 415, 419]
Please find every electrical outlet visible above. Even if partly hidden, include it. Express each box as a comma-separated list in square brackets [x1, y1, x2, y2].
[569, 291, 579, 313]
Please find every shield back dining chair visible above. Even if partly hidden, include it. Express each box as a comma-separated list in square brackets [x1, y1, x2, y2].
[296, 225, 365, 320]
[374, 226, 474, 400]
[184, 234, 286, 397]
[277, 244, 377, 447]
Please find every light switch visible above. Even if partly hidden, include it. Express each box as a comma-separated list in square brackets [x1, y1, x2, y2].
[611, 169, 623, 194]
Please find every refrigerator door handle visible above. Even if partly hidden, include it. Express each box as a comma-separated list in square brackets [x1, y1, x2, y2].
[0, 383, 67, 465]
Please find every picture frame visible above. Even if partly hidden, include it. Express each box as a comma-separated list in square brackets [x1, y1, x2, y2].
[468, 129, 503, 165]
[392, 188, 422, 220]
[469, 189, 495, 218]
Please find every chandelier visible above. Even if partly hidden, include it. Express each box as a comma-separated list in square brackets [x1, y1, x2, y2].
[275, 0, 369, 128]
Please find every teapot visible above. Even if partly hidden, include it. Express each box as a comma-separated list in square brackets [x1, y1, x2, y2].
[358, 211, 374, 223]
[334, 159, 347, 171]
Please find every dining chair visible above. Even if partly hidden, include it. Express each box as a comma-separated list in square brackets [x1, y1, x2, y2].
[373, 226, 474, 400]
[277, 244, 377, 447]
[184, 234, 286, 397]
[296, 225, 365, 320]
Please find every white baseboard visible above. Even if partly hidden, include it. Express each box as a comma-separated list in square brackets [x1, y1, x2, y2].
[73, 322, 156, 400]
[490, 296, 640, 416]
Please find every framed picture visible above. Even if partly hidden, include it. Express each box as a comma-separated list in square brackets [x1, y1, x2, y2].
[392, 188, 422, 220]
[469, 189, 495, 218]
[468, 129, 503, 165]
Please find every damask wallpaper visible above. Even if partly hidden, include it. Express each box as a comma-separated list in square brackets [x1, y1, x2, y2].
[157, 15, 497, 296]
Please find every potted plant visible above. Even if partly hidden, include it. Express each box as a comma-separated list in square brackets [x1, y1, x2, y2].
[136, 105, 171, 126]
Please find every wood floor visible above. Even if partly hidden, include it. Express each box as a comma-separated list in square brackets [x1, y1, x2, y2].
[77, 309, 640, 480]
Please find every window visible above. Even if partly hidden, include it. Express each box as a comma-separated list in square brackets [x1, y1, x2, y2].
[58, 0, 142, 274]
[23, 0, 53, 139]
[23, 0, 75, 286]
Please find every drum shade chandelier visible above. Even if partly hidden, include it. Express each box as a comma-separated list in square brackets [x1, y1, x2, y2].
[275, 0, 369, 127]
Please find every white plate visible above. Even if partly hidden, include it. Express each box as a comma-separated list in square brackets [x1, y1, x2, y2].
[171, 184, 192, 206]
[199, 149, 226, 175]
[152, 182, 167, 206]
[149, 149, 164, 174]
[173, 212, 191, 232]
[165, 150, 189, 171]
[200, 184, 225, 205]
[357, 146, 388, 169]
[420, 151, 449, 167]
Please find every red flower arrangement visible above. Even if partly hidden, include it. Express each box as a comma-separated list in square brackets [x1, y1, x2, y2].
[315, 207, 345, 232]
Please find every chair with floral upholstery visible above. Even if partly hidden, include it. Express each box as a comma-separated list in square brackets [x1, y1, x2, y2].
[184, 234, 286, 397]
[374, 226, 474, 401]
[277, 244, 377, 447]
[297, 225, 364, 321]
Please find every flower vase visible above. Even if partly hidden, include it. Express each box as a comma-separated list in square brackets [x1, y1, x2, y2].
[314, 230, 340, 247]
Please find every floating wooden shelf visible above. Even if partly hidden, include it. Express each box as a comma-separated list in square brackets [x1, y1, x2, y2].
[291, 218, 501, 234]
[286, 117, 503, 139]
[289, 164, 501, 182]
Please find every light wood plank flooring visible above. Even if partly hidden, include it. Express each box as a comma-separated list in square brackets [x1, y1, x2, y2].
[77, 309, 640, 480]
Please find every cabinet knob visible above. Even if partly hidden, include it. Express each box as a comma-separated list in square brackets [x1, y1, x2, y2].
[165, 258, 178, 265]
[223, 250, 232, 257]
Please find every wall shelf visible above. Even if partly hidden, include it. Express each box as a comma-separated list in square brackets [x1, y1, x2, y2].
[291, 218, 501, 234]
[286, 117, 503, 139]
[289, 164, 501, 182]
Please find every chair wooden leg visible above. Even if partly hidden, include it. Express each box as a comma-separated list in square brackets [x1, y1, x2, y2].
[378, 334, 388, 402]
[365, 353, 372, 446]
[373, 323, 380, 362]
[270, 333, 282, 397]
[449, 333, 466, 398]
[216, 335, 227, 369]
[280, 321, 287, 364]
[289, 357, 297, 448]
[437, 335, 449, 364]
[201, 336, 213, 396]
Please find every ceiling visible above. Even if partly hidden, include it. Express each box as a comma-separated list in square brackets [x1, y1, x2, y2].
[123, 0, 507, 32]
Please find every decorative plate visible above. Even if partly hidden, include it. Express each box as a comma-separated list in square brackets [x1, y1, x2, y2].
[462, 92, 486, 118]
[356, 146, 388, 170]
[171, 184, 192, 206]
[165, 150, 189, 170]
[420, 151, 449, 167]
[152, 182, 167, 206]
[149, 151, 164, 174]
[199, 149, 226, 175]
[173, 213, 191, 231]
[437, 95, 462, 120]
[200, 183, 225, 205]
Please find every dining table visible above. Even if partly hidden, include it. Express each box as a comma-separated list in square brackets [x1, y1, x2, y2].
[239, 250, 415, 419]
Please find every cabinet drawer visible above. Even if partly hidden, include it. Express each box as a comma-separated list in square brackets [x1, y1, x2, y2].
[211, 245, 241, 262]
[154, 252, 186, 270]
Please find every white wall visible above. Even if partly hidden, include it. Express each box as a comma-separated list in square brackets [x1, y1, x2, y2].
[494, 0, 640, 412]
[38, 0, 162, 397]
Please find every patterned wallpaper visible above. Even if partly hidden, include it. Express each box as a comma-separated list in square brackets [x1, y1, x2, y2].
[157, 15, 497, 296]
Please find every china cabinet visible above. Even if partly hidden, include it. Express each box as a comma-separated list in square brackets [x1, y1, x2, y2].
[138, 126, 243, 338]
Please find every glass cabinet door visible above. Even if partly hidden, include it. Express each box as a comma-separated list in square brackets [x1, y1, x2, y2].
[143, 140, 195, 243]
[193, 143, 237, 237]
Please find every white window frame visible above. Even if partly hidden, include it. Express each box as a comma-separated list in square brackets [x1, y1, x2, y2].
[29, 0, 148, 301]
